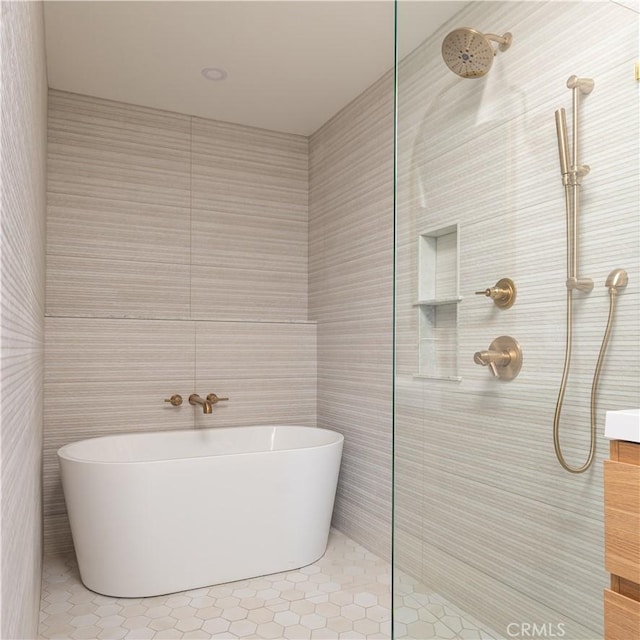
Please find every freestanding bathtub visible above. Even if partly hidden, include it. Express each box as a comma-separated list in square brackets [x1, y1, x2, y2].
[58, 425, 343, 597]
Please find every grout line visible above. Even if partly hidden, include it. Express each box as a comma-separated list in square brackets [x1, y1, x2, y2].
[189, 116, 193, 321]
[190, 117, 197, 419]
[44, 314, 317, 325]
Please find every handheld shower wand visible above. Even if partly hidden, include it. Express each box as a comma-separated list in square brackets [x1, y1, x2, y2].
[555, 108, 570, 179]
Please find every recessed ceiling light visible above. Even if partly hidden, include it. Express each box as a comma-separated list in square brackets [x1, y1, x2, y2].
[201, 67, 228, 82]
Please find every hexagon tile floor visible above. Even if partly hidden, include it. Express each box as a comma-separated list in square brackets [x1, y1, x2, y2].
[39, 529, 499, 640]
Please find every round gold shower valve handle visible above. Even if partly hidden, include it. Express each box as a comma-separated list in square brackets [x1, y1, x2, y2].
[473, 336, 523, 381]
[474, 278, 516, 309]
[206, 393, 229, 405]
[164, 394, 183, 406]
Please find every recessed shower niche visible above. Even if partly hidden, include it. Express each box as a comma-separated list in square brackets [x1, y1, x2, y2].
[415, 224, 461, 380]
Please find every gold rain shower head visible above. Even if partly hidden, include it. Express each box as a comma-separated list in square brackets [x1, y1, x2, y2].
[441, 28, 512, 79]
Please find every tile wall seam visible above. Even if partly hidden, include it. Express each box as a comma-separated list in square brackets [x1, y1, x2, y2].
[190, 116, 196, 421]
[189, 116, 193, 321]
[44, 314, 318, 325]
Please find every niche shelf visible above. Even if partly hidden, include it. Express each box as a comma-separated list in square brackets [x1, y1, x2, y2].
[414, 224, 461, 381]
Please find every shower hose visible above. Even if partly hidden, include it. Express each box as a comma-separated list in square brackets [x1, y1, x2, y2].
[553, 285, 619, 474]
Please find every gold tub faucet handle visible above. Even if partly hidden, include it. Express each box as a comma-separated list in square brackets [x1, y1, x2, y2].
[206, 393, 229, 405]
[164, 394, 183, 406]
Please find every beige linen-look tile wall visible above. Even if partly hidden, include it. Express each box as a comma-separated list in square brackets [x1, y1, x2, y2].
[309, 73, 395, 560]
[47, 91, 192, 319]
[191, 118, 308, 321]
[44, 91, 316, 553]
[1, 2, 48, 637]
[396, 1, 639, 637]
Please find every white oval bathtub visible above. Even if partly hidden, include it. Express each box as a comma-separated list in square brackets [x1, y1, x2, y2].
[58, 425, 344, 597]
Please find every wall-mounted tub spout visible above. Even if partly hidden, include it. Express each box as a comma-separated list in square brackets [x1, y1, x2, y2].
[189, 394, 212, 414]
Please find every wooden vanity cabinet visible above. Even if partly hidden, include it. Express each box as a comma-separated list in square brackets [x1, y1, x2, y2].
[604, 441, 640, 639]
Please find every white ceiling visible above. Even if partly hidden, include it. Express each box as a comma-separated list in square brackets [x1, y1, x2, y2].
[44, 1, 467, 135]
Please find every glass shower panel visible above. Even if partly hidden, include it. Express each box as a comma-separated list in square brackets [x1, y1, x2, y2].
[393, 2, 640, 639]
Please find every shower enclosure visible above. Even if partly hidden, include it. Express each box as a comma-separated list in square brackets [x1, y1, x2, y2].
[393, 1, 639, 639]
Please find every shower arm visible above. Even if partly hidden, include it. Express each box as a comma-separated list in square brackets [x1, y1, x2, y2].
[484, 33, 512, 51]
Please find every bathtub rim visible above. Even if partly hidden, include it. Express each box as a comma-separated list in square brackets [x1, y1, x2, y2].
[57, 424, 344, 465]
